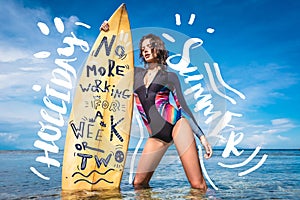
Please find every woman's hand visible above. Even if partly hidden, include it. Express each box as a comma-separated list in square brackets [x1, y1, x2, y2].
[100, 20, 109, 32]
[200, 135, 213, 159]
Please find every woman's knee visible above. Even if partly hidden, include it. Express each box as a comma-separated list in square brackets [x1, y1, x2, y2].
[133, 177, 143, 186]
[189, 179, 207, 191]
[133, 174, 151, 188]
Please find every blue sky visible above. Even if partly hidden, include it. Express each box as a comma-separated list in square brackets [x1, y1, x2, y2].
[0, 0, 299, 150]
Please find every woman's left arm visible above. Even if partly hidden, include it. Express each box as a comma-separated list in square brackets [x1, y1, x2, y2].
[169, 72, 212, 158]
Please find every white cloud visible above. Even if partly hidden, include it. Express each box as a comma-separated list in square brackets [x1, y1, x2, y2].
[0, 1, 94, 150]
[0, 1, 86, 64]
[0, 101, 41, 123]
[207, 62, 299, 148]
[0, 45, 33, 62]
[0, 2, 53, 100]
[240, 131, 291, 149]
[277, 135, 290, 141]
[0, 70, 49, 102]
[242, 118, 296, 148]
[19, 67, 46, 72]
[213, 115, 297, 148]
[262, 129, 278, 134]
[224, 63, 299, 112]
[245, 134, 268, 148]
[264, 118, 296, 134]
[0, 1, 90, 101]
[271, 118, 290, 126]
[213, 134, 228, 146]
[0, 132, 19, 142]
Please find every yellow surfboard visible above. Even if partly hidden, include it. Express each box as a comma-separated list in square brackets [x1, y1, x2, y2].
[62, 4, 133, 190]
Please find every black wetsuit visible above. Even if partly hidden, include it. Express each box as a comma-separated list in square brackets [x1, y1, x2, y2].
[134, 67, 204, 143]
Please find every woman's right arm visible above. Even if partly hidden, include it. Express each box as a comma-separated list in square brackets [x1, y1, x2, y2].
[100, 20, 109, 32]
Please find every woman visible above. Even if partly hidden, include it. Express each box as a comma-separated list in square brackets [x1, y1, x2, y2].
[101, 22, 212, 191]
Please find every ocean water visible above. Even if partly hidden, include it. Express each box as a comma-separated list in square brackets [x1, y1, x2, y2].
[1, 149, 300, 199]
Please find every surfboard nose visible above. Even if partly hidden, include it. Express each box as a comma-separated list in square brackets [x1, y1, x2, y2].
[119, 3, 126, 10]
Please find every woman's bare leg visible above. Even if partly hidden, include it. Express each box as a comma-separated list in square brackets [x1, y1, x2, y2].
[172, 118, 207, 191]
[133, 138, 170, 188]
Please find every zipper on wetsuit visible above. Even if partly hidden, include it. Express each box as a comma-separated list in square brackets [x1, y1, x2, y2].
[145, 88, 148, 98]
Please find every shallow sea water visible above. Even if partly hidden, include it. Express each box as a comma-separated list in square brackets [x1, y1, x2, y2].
[0, 149, 299, 199]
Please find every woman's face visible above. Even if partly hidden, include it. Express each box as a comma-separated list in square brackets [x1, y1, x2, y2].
[141, 38, 157, 63]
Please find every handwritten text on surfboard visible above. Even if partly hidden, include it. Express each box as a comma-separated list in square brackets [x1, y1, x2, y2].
[67, 33, 130, 184]
[79, 36, 131, 99]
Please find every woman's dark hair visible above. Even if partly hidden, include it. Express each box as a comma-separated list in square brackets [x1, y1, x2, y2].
[139, 34, 168, 70]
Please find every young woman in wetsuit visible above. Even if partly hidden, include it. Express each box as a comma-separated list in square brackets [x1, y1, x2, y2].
[101, 22, 212, 191]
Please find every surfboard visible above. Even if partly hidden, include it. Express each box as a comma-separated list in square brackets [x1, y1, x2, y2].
[62, 3, 133, 190]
